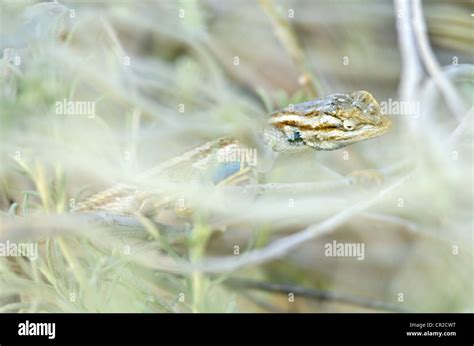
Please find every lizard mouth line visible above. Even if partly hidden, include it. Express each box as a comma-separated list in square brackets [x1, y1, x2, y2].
[274, 119, 391, 134]
[292, 123, 388, 136]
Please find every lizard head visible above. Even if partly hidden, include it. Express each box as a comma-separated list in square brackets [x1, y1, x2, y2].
[267, 90, 391, 151]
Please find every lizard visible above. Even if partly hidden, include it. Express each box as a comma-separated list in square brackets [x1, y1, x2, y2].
[72, 90, 391, 228]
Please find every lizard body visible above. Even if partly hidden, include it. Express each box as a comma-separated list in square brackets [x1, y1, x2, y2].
[73, 90, 391, 223]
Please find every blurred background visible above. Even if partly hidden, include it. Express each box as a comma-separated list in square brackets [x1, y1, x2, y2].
[0, 0, 472, 312]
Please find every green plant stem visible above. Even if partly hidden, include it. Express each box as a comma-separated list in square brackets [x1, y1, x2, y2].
[259, 0, 323, 97]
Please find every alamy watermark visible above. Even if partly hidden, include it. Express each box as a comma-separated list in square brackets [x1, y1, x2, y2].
[324, 240, 365, 261]
[0, 240, 38, 261]
[18, 320, 55, 339]
[217, 146, 257, 166]
[55, 98, 95, 118]
[380, 98, 420, 118]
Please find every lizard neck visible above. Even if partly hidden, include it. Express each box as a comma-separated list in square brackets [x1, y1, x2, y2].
[260, 125, 286, 152]
[260, 123, 309, 153]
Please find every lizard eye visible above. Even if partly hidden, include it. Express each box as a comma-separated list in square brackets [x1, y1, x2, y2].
[288, 129, 303, 143]
[293, 130, 302, 141]
[343, 119, 356, 131]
